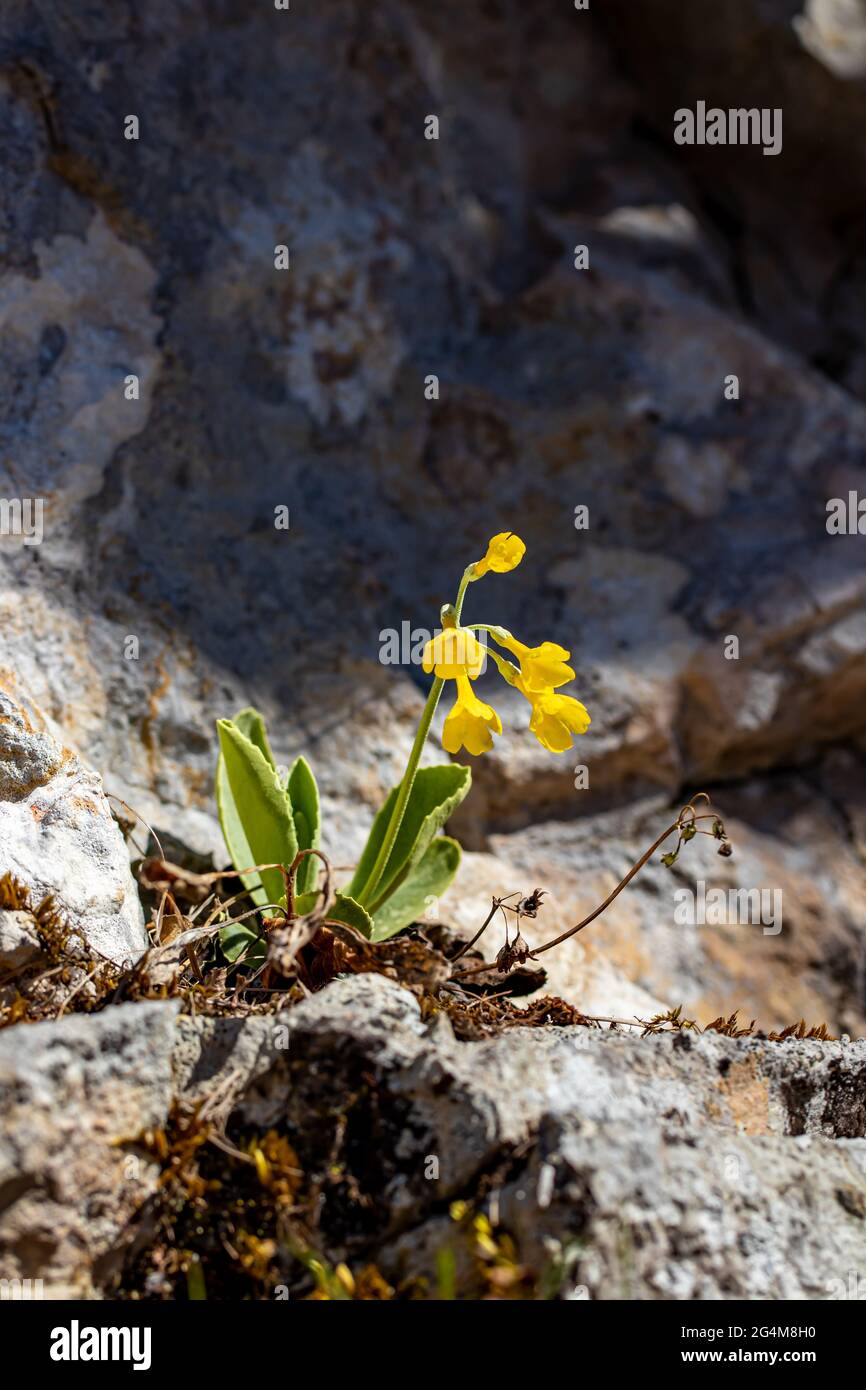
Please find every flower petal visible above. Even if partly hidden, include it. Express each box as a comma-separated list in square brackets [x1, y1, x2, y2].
[528, 692, 590, 752]
[423, 628, 485, 679]
[442, 675, 502, 756]
[494, 632, 574, 691]
[473, 532, 526, 578]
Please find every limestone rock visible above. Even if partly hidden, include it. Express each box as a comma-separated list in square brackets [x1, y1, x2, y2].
[0, 910, 41, 970]
[2, 977, 865, 1299]
[0, 1, 865, 1078]
[0, 672, 148, 966]
[0, 0, 863, 876]
[794, 0, 866, 79]
[0, 1001, 180, 1296]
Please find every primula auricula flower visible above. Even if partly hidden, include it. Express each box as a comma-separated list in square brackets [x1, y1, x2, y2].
[422, 627, 486, 679]
[490, 649, 591, 754]
[420, 530, 590, 758]
[491, 630, 575, 692]
[524, 684, 591, 753]
[351, 530, 588, 923]
[442, 673, 503, 757]
[471, 531, 526, 578]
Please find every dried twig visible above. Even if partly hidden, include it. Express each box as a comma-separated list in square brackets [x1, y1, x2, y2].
[451, 793, 731, 979]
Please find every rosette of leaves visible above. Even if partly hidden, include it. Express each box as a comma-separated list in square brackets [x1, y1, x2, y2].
[215, 708, 468, 961]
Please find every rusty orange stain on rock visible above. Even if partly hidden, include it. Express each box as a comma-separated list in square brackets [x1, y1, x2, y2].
[181, 765, 210, 809]
[718, 1056, 771, 1135]
[140, 654, 171, 786]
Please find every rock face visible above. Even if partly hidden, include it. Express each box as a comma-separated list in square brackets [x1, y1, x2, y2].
[0, 1, 865, 1031]
[0, 672, 148, 965]
[3, 10, 866, 1322]
[0, 910, 40, 970]
[0, 1001, 179, 1296]
[1, 977, 865, 1299]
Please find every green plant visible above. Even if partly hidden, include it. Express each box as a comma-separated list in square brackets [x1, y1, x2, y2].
[214, 532, 591, 958]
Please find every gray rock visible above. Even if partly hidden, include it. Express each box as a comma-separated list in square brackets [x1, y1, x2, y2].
[280, 979, 866, 1300]
[0, 910, 40, 970]
[3, 13, 866, 1312]
[794, 0, 866, 79]
[0, 0, 864, 1036]
[0, 672, 148, 966]
[0, 1001, 180, 1296]
[3, 977, 864, 1298]
[0, 0, 863, 841]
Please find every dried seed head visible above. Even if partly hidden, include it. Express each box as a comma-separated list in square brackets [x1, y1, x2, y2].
[517, 888, 546, 917]
[511, 931, 531, 964]
[495, 942, 514, 972]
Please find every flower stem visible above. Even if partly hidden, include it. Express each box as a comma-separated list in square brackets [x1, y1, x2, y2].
[358, 674, 444, 907]
[453, 566, 473, 619]
[357, 566, 474, 910]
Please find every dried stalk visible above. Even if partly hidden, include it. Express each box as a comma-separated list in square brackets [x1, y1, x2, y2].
[451, 793, 730, 979]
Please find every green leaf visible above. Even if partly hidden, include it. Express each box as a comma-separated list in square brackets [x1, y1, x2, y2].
[219, 921, 267, 965]
[288, 756, 320, 896]
[292, 808, 312, 895]
[349, 764, 471, 909]
[216, 719, 298, 913]
[216, 708, 281, 908]
[370, 836, 461, 942]
[328, 893, 374, 939]
[231, 706, 276, 767]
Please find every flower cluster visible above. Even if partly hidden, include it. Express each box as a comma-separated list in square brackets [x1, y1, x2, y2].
[421, 532, 591, 757]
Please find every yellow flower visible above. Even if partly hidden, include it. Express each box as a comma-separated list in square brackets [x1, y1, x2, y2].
[524, 687, 591, 753]
[493, 631, 574, 692]
[489, 652, 590, 752]
[472, 532, 526, 578]
[442, 674, 502, 756]
[422, 628, 485, 679]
